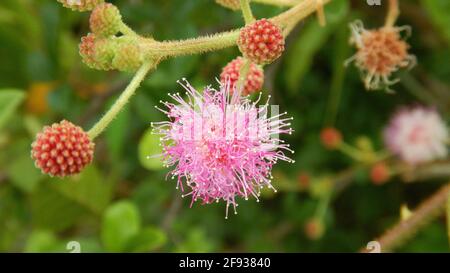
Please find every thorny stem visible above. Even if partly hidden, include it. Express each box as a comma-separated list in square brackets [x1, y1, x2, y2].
[88, 61, 157, 139]
[360, 183, 450, 253]
[240, 0, 256, 24]
[385, 0, 400, 28]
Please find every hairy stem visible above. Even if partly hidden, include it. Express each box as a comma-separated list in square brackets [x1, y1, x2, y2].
[240, 0, 256, 24]
[142, 31, 239, 58]
[88, 61, 157, 139]
[138, 0, 332, 59]
[360, 183, 450, 253]
[119, 22, 136, 36]
[385, 0, 399, 28]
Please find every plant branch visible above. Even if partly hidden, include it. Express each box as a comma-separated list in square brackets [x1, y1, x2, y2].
[360, 183, 450, 253]
[87, 61, 158, 139]
[138, 0, 332, 59]
[240, 0, 255, 24]
[384, 0, 399, 28]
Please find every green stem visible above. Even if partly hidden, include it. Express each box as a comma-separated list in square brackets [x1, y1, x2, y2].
[253, 0, 300, 7]
[236, 58, 251, 95]
[240, 0, 255, 24]
[88, 61, 156, 139]
[384, 0, 399, 28]
[337, 142, 362, 161]
[119, 22, 137, 36]
[142, 31, 239, 58]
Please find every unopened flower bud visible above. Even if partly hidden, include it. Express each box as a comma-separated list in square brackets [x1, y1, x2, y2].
[79, 33, 115, 70]
[90, 3, 122, 37]
[112, 38, 144, 72]
[31, 120, 95, 177]
[320, 127, 342, 149]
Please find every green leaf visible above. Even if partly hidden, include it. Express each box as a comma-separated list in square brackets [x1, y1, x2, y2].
[138, 128, 164, 171]
[324, 23, 351, 125]
[30, 184, 86, 231]
[422, 0, 450, 44]
[51, 166, 113, 214]
[175, 228, 215, 253]
[284, 0, 349, 93]
[7, 153, 42, 193]
[125, 226, 167, 252]
[101, 201, 141, 252]
[24, 230, 65, 253]
[0, 89, 25, 130]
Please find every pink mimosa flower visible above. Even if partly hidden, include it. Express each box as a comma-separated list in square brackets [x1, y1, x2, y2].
[151, 79, 294, 218]
[384, 106, 448, 165]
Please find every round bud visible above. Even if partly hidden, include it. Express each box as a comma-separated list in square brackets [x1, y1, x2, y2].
[90, 3, 122, 37]
[112, 38, 144, 72]
[237, 19, 285, 65]
[220, 57, 264, 95]
[320, 127, 342, 150]
[370, 162, 390, 185]
[31, 120, 95, 177]
[79, 33, 115, 70]
[304, 218, 325, 240]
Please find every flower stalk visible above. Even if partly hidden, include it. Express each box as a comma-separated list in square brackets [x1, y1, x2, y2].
[385, 0, 400, 28]
[240, 0, 256, 24]
[88, 60, 158, 139]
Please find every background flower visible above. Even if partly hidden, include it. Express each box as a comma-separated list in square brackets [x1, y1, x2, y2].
[384, 106, 448, 165]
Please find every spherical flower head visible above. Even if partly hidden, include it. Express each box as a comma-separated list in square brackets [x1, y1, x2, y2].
[384, 106, 448, 165]
[90, 3, 122, 37]
[238, 19, 285, 65]
[320, 127, 342, 149]
[304, 218, 324, 240]
[215, 0, 240, 10]
[348, 21, 416, 91]
[297, 171, 310, 190]
[220, 57, 264, 95]
[151, 79, 294, 218]
[79, 33, 115, 70]
[370, 162, 390, 185]
[31, 120, 95, 177]
[57, 0, 104, 12]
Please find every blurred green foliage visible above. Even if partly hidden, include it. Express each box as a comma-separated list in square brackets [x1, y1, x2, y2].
[0, 0, 449, 252]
